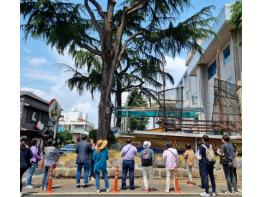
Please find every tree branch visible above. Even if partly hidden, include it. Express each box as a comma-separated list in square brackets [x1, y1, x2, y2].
[127, 0, 147, 15]
[76, 41, 102, 56]
[125, 81, 144, 92]
[115, 31, 143, 67]
[89, 0, 104, 18]
[119, 62, 130, 75]
[84, 0, 102, 37]
[112, 0, 147, 69]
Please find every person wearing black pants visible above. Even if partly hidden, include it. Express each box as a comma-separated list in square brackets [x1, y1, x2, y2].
[198, 135, 216, 197]
[197, 141, 205, 189]
[20, 136, 33, 193]
[217, 134, 238, 194]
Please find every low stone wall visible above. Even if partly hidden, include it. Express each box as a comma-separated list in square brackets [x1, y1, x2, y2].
[52, 167, 242, 182]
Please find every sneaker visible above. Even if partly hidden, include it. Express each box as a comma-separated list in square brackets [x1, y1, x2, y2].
[90, 177, 95, 182]
[222, 191, 231, 195]
[211, 192, 216, 196]
[200, 191, 210, 196]
[121, 186, 126, 190]
[76, 184, 80, 188]
[20, 193, 23, 197]
[144, 188, 149, 192]
[96, 189, 101, 193]
[236, 189, 242, 195]
[165, 189, 170, 193]
[106, 188, 111, 192]
[25, 185, 34, 189]
[130, 187, 135, 190]
[83, 184, 88, 188]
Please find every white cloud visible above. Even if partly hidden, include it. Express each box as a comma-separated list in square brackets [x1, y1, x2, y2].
[23, 70, 59, 83]
[29, 57, 48, 66]
[48, 46, 75, 67]
[22, 48, 31, 54]
[164, 56, 187, 87]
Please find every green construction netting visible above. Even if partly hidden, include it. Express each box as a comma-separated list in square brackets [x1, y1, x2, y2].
[115, 110, 196, 118]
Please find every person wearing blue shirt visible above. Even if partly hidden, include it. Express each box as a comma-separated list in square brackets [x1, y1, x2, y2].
[93, 140, 110, 193]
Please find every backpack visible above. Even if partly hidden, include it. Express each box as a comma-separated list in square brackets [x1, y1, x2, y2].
[202, 144, 216, 164]
[141, 149, 153, 167]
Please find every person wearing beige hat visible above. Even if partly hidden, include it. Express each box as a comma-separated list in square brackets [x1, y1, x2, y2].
[93, 139, 110, 193]
[139, 141, 154, 192]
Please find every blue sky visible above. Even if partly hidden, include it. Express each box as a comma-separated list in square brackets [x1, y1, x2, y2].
[20, 0, 234, 127]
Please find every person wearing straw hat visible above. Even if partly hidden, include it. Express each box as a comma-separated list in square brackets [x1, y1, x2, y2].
[139, 141, 154, 192]
[93, 139, 110, 193]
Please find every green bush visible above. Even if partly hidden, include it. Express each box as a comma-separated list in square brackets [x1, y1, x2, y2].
[57, 129, 73, 145]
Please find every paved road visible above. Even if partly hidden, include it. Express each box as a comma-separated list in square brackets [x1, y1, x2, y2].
[23, 194, 241, 197]
[22, 177, 242, 197]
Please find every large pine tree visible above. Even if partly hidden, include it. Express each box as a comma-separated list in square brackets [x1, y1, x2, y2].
[21, 0, 215, 139]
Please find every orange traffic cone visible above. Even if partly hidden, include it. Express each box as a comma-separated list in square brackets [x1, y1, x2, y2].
[174, 168, 180, 193]
[47, 166, 54, 193]
[113, 166, 119, 192]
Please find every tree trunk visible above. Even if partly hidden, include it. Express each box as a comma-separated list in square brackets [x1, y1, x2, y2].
[97, 60, 114, 139]
[115, 79, 122, 127]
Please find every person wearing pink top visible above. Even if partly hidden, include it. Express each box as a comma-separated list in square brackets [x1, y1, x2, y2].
[163, 142, 179, 193]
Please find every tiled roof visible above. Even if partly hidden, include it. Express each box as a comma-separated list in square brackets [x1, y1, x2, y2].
[20, 91, 49, 104]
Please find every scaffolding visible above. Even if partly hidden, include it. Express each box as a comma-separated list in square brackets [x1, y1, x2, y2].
[114, 79, 242, 134]
[212, 78, 242, 133]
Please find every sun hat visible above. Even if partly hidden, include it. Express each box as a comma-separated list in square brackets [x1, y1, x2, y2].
[143, 141, 151, 148]
[95, 139, 108, 151]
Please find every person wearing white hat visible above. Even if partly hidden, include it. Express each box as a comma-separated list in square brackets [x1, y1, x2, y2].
[139, 141, 154, 192]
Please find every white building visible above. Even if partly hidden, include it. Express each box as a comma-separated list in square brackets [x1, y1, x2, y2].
[177, 4, 242, 128]
[58, 108, 94, 140]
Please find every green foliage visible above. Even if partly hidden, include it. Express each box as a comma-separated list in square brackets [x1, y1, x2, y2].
[21, 0, 216, 135]
[21, 0, 215, 67]
[88, 128, 98, 142]
[231, 1, 242, 31]
[57, 129, 73, 145]
[127, 90, 149, 130]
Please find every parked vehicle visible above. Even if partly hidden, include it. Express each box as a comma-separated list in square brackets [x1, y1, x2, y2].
[59, 144, 76, 154]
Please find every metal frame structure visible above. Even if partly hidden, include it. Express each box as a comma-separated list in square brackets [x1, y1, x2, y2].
[114, 78, 242, 135]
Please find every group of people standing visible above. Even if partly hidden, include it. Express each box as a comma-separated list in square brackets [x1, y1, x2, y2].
[118, 134, 240, 196]
[120, 138, 179, 193]
[20, 133, 240, 196]
[196, 134, 240, 196]
[20, 136, 60, 194]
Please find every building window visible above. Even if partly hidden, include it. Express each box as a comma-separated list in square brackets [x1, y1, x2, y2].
[223, 45, 231, 65]
[192, 94, 197, 105]
[208, 60, 217, 80]
[185, 90, 190, 100]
